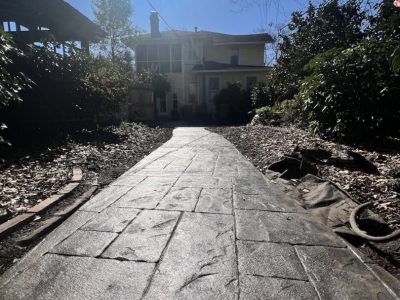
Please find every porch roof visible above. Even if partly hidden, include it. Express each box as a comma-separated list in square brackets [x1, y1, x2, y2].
[192, 61, 270, 72]
[0, 0, 106, 43]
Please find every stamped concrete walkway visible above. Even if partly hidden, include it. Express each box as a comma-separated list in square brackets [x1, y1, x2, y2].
[1, 128, 399, 300]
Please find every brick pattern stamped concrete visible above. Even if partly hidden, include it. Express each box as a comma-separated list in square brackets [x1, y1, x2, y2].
[1, 128, 399, 300]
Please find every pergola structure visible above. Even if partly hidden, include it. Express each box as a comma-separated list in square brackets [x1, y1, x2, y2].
[0, 0, 105, 52]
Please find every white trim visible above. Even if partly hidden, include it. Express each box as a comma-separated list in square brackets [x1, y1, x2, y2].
[213, 41, 269, 46]
[193, 68, 269, 73]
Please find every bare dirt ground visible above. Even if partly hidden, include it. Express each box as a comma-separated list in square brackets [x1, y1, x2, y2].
[210, 125, 400, 279]
[0, 123, 172, 274]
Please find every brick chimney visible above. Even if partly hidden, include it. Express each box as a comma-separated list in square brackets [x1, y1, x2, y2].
[150, 11, 160, 38]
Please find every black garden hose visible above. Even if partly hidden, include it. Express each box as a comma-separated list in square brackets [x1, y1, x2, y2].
[350, 201, 400, 243]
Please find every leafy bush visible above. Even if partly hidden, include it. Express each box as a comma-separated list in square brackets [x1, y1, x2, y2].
[214, 82, 251, 123]
[250, 106, 280, 126]
[297, 41, 400, 140]
[267, 0, 367, 104]
[134, 69, 170, 98]
[250, 98, 307, 127]
[251, 82, 270, 110]
[0, 31, 32, 145]
[1, 43, 135, 138]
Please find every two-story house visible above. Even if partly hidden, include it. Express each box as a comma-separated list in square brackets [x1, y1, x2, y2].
[133, 12, 273, 119]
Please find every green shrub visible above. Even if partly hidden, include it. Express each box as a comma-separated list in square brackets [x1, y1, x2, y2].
[297, 41, 400, 140]
[251, 83, 270, 110]
[388, 164, 400, 178]
[1, 43, 135, 136]
[214, 82, 251, 123]
[0, 31, 32, 145]
[250, 106, 279, 125]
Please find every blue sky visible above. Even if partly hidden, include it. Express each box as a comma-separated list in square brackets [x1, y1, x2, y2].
[66, 0, 323, 35]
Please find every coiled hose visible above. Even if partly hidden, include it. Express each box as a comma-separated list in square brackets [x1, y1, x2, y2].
[350, 201, 400, 243]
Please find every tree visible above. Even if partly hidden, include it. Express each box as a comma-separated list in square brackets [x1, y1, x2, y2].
[268, 0, 368, 104]
[0, 31, 31, 145]
[92, 0, 137, 59]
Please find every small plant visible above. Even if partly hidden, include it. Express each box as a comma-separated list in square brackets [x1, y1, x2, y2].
[388, 164, 400, 178]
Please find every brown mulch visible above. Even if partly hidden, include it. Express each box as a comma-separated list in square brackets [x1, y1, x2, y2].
[210, 125, 400, 228]
[0, 123, 172, 275]
[0, 124, 173, 223]
[210, 125, 400, 279]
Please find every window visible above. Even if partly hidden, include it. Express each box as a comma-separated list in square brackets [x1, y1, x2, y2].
[160, 61, 170, 73]
[171, 61, 182, 73]
[136, 45, 147, 62]
[171, 44, 182, 60]
[246, 76, 257, 90]
[159, 44, 170, 60]
[136, 44, 182, 73]
[230, 47, 239, 65]
[147, 45, 158, 61]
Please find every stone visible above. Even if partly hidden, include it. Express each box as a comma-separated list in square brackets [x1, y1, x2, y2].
[238, 241, 308, 281]
[81, 207, 140, 233]
[0, 254, 154, 300]
[195, 188, 233, 214]
[236, 210, 345, 247]
[0, 211, 97, 288]
[157, 187, 202, 211]
[115, 185, 171, 209]
[50, 230, 117, 257]
[175, 175, 233, 189]
[143, 212, 237, 300]
[295, 245, 395, 299]
[79, 185, 132, 212]
[233, 191, 304, 213]
[240, 275, 319, 300]
[102, 210, 180, 262]
[140, 176, 178, 187]
[111, 175, 146, 187]
[185, 154, 218, 173]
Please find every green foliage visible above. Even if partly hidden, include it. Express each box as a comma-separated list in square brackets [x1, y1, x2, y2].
[297, 40, 400, 140]
[92, 0, 137, 58]
[0, 31, 32, 145]
[250, 106, 280, 126]
[1, 43, 136, 136]
[268, 0, 367, 104]
[214, 82, 251, 123]
[392, 48, 400, 73]
[0, 31, 31, 108]
[253, 0, 400, 142]
[251, 82, 270, 109]
[80, 53, 134, 116]
[251, 98, 307, 127]
[134, 69, 170, 98]
[388, 164, 400, 178]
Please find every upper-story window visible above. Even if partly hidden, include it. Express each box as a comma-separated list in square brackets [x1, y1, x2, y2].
[136, 44, 182, 73]
[230, 47, 239, 65]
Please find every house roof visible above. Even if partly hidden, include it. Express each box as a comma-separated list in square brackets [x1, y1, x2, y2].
[192, 60, 270, 72]
[0, 0, 106, 42]
[134, 30, 274, 45]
